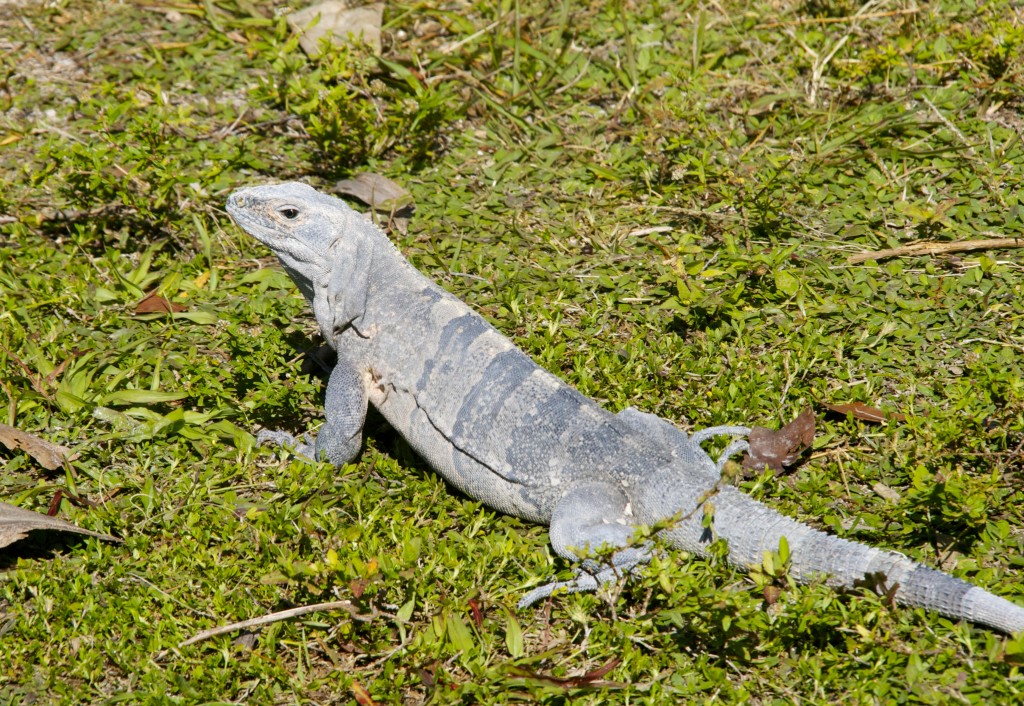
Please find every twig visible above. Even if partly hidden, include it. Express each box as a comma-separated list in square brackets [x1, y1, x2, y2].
[215, 106, 248, 139]
[628, 226, 673, 237]
[921, 95, 979, 159]
[438, 19, 501, 55]
[553, 55, 592, 95]
[847, 237, 1024, 264]
[808, 34, 849, 105]
[654, 206, 741, 221]
[122, 573, 216, 619]
[178, 599, 374, 648]
[756, 8, 919, 29]
[960, 338, 1024, 353]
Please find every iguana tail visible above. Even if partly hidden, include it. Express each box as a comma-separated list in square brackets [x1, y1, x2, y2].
[645, 481, 1024, 634]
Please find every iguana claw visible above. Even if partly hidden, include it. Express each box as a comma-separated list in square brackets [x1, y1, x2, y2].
[256, 429, 316, 460]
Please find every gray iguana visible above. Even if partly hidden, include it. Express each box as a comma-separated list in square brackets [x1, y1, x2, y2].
[226, 182, 1024, 634]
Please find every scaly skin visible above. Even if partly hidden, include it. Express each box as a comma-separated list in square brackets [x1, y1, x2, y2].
[227, 182, 1024, 634]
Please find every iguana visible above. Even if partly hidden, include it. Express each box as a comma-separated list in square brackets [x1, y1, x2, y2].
[226, 182, 1024, 634]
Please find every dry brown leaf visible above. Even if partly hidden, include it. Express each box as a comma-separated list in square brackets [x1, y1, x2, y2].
[0, 500, 121, 550]
[468, 598, 483, 629]
[742, 408, 815, 473]
[350, 680, 377, 706]
[0, 423, 74, 470]
[334, 173, 414, 213]
[135, 290, 186, 314]
[823, 402, 906, 423]
[872, 481, 902, 503]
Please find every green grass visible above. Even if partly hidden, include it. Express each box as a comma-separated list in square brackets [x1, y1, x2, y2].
[1, 0, 1024, 702]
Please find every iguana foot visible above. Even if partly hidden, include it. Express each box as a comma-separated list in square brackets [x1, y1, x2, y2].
[713, 438, 750, 474]
[256, 429, 317, 460]
[689, 424, 752, 445]
[518, 573, 600, 608]
[689, 424, 751, 474]
[518, 556, 650, 608]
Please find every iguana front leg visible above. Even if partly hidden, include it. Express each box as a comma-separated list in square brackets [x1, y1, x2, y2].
[519, 482, 652, 608]
[258, 354, 369, 466]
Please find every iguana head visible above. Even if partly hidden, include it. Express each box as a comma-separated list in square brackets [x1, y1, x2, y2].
[226, 182, 348, 304]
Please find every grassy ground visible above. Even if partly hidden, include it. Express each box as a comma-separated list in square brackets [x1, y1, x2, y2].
[1, 0, 1024, 702]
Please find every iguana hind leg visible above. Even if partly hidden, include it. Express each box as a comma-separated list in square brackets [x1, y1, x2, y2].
[518, 482, 652, 608]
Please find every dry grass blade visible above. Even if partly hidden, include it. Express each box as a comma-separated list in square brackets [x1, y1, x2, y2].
[178, 600, 375, 648]
[823, 402, 906, 423]
[756, 8, 920, 29]
[505, 657, 625, 689]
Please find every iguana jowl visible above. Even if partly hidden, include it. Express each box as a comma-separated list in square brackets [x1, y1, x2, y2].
[227, 182, 1024, 634]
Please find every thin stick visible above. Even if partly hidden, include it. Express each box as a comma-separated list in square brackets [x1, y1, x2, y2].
[921, 95, 979, 160]
[178, 600, 373, 648]
[628, 226, 673, 237]
[756, 8, 919, 29]
[847, 237, 1024, 264]
[439, 19, 501, 55]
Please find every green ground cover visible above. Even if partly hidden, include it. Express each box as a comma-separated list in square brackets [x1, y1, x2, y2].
[1, 0, 1023, 702]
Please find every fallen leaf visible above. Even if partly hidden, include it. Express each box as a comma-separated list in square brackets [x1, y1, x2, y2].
[350, 679, 377, 706]
[135, 290, 186, 314]
[232, 631, 259, 651]
[872, 482, 902, 503]
[47, 490, 63, 516]
[44, 356, 72, 386]
[287, 1, 384, 57]
[823, 402, 906, 423]
[417, 662, 437, 688]
[192, 270, 211, 289]
[0, 423, 75, 470]
[0, 501, 121, 550]
[742, 408, 815, 473]
[334, 173, 414, 214]
[468, 598, 483, 629]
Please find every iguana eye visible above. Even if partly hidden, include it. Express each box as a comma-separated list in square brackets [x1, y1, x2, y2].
[277, 206, 300, 220]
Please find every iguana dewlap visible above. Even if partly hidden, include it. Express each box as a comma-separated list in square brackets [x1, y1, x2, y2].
[227, 182, 1024, 634]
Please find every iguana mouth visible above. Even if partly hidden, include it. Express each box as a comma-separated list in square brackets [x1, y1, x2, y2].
[224, 192, 259, 228]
